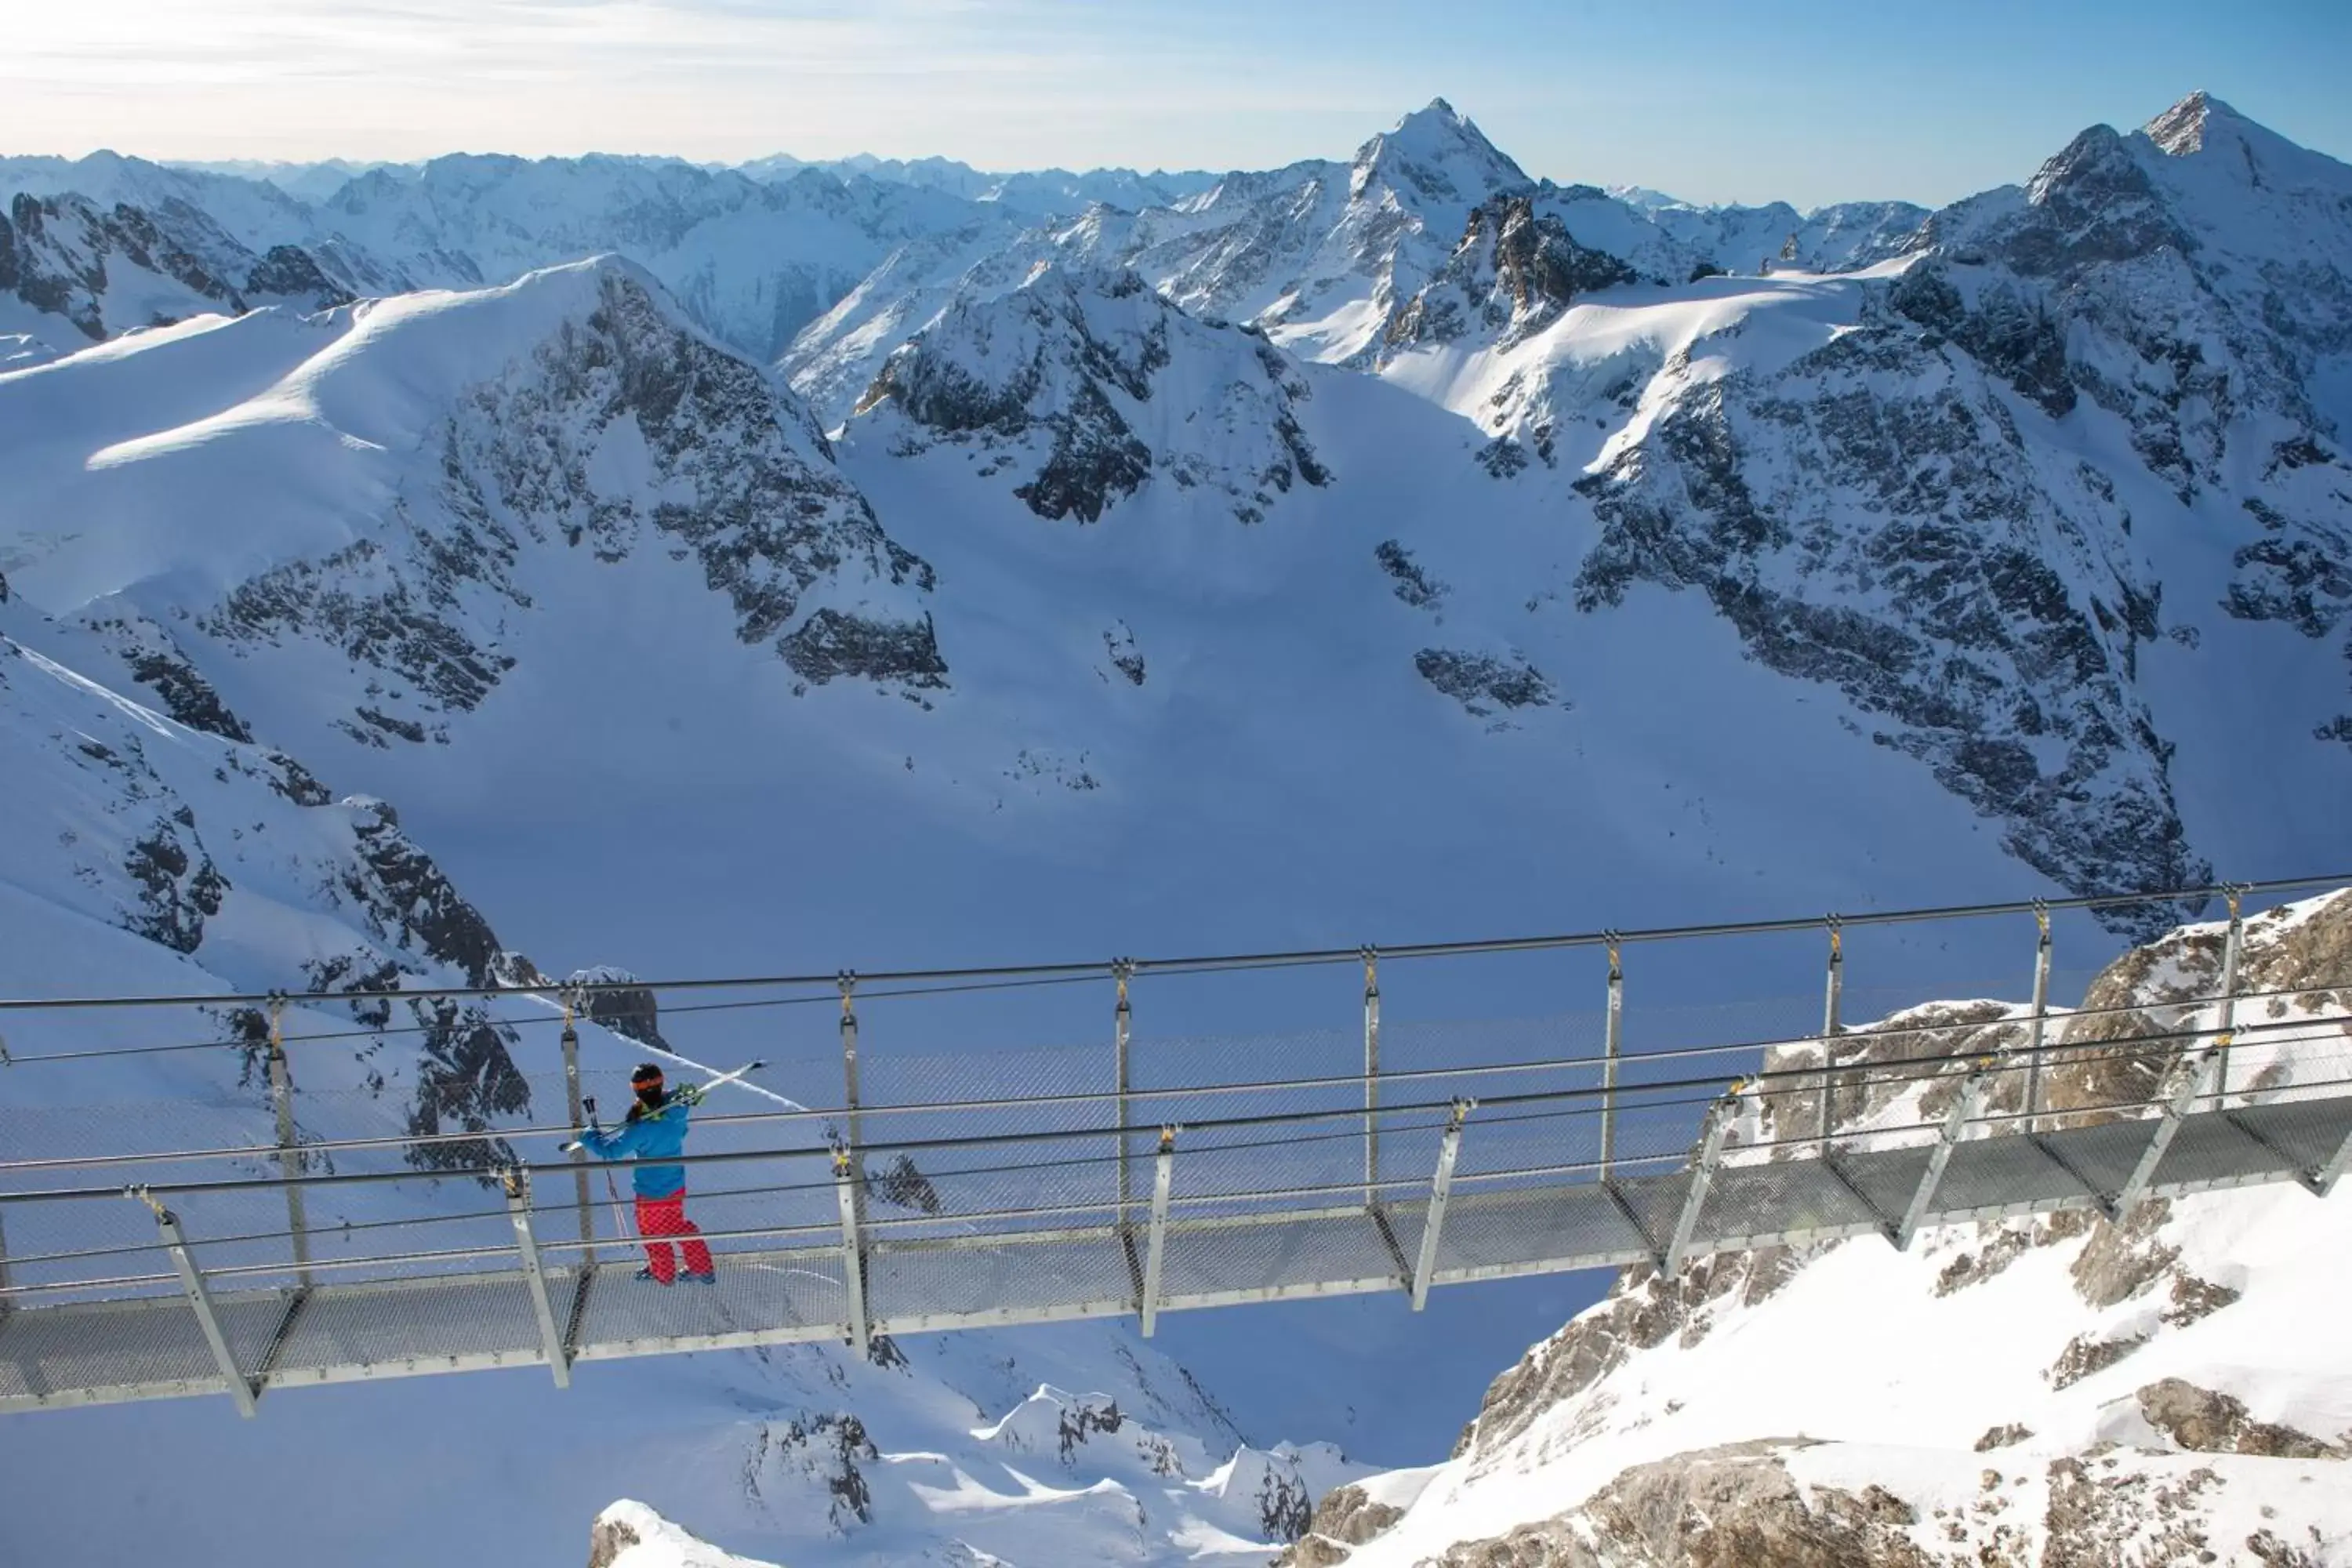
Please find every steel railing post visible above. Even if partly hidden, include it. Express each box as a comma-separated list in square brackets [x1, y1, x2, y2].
[1665, 1089, 1739, 1276]
[1817, 920, 1844, 1152]
[2214, 888, 2245, 1103]
[264, 996, 310, 1288]
[2024, 903, 2052, 1134]
[832, 1149, 870, 1360]
[1601, 935, 1623, 1181]
[1114, 960, 1134, 1228]
[2110, 1047, 2216, 1222]
[560, 989, 596, 1266]
[839, 972, 869, 1238]
[1894, 1063, 1990, 1250]
[502, 1167, 572, 1388]
[1140, 1127, 1175, 1338]
[1362, 946, 1381, 1210]
[141, 1190, 256, 1417]
[1409, 1100, 1470, 1312]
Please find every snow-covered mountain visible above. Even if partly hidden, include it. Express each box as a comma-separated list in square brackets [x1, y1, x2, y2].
[1294, 887, 2352, 1567]
[4, 86, 2352, 1568]
[778, 100, 1937, 421]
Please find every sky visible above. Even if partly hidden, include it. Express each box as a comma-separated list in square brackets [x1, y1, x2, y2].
[6, 0, 2351, 208]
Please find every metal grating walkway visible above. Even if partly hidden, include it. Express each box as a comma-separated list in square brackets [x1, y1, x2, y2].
[5, 1093, 2350, 1415]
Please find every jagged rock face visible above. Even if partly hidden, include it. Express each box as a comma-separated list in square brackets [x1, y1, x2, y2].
[1920, 96, 2352, 741]
[1414, 648, 1560, 720]
[857, 265, 1330, 524]
[2, 190, 238, 338]
[1388, 196, 1636, 352]
[2136, 1377, 2346, 1458]
[1428, 1443, 1933, 1568]
[742, 1412, 880, 1532]
[1457, 1249, 1806, 1461]
[0, 189, 348, 341]
[205, 266, 945, 733]
[1573, 314, 2205, 927]
[0, 612, 535, 1154]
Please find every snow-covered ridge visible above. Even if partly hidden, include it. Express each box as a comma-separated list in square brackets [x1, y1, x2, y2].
[2, 256, 944, 761]
[1300, 888, 2352, 1566]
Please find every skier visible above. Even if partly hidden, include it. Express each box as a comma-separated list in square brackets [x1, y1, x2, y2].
[578, 1063, 717, 1285]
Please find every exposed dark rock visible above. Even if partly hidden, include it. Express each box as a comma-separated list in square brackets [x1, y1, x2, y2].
[1457, 1248, 1803, 1460]
[1056, 1397, 1123, 1461]
[1388, 195, 1636, 350]
[2136, 1378, 2343, 1459]
[1257, 1466, 1313, 1544]
[123, 816, 229, 953]
[207, 266, 939, 724]
[2068, 1197, 2177, 1307]
[863, 266, 1328, 524]
[403, 997, 528, 1175]
[745, 1413, 877, 1531]
[1428, 1443, 1933, 1568]
[120, 644, 255, 742]
[565, 970, 670, 1051]
[780, 609, 948, 689]
[2046, 1329, 2148, 1390]
[1296, 1483, 1404, 1549]
[869, 1152, 942, 1215]
[1889, 263, 2075, 418]
[585, 1512, 641, 1568]
[1375, 540, 1446, 608]
[1415, 648, 1558, 717]
[244, 244, 354, 309]
[1572, 336, 2205, 931]
[1102, 621, 1146, 684]
[1974, 1424, 2034, 1451]
[2161, 1272, 2242, 1327]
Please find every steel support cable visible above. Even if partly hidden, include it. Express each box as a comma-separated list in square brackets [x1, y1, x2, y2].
[1, 967, 1114, 1065]
[0, 1007, 2311, 1216]
[3, 1000, 2342, 1209]
[0, 1200, 525, 1271]
[3, 968, 2335, 1185]
[0, 873, 2340, 1017]
[17, 1070, 2352, 1300]
[0, 1005, 2306, 1203]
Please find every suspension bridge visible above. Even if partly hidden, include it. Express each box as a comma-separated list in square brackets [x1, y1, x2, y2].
[2, 877, 2350, 1418]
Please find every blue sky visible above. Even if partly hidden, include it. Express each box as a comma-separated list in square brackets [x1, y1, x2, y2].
[9, 0, 2350, 206]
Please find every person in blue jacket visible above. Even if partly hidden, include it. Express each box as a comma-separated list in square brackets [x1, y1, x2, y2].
[580, 1063, 716, 1284]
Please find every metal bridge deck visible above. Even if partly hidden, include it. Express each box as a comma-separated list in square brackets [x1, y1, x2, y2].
[7, 1094, 2349, 1416]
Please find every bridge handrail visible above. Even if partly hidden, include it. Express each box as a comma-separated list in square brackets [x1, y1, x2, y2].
[3, 1001, 2343, 1215]
[1, 873, 2341, 1016]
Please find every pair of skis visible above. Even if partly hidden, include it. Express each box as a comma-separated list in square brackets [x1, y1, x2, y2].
[558, 1058, 766, 1152]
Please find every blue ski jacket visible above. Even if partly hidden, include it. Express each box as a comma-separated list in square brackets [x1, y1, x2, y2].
[580, 1096, 694, 1199]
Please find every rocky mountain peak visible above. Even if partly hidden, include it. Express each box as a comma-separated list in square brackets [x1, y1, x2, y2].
[2143, 89, 2245, 157]
[850, 260, 1330, 522]
[1351, 98, 1528, 208]
[1385, 194, 1635, 352]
